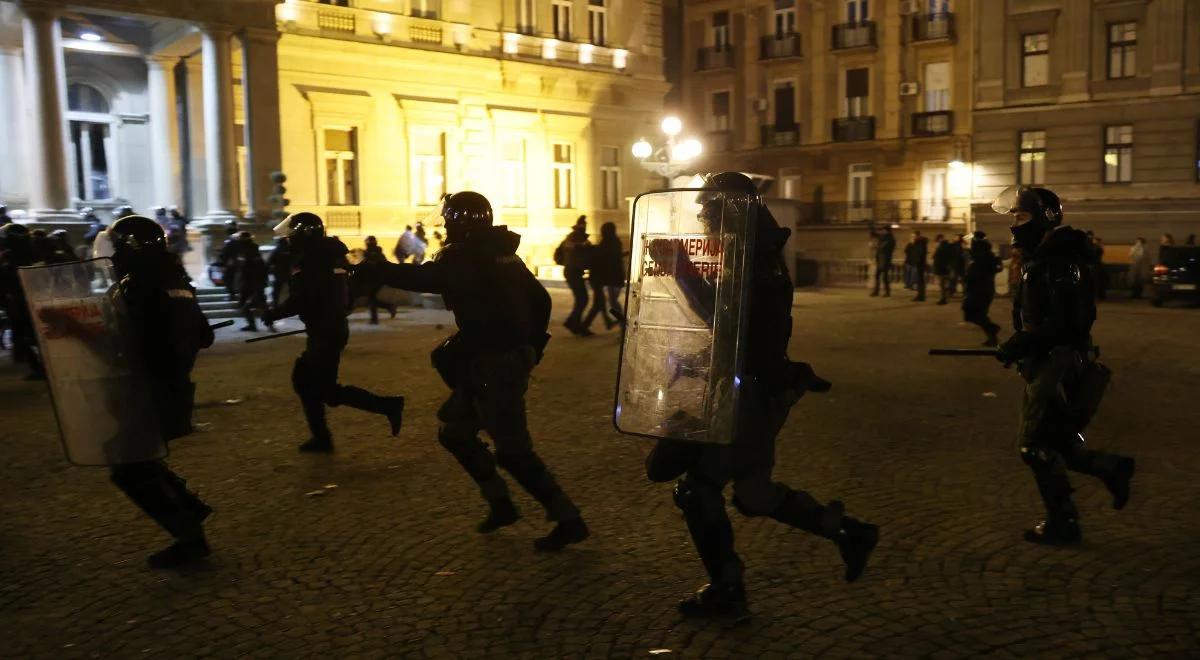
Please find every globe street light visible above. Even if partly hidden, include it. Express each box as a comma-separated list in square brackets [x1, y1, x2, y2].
[633, 117, 702, 181]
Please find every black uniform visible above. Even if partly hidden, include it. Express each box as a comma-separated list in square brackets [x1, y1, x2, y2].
[361, 243, 397, 324]
[644, 179, 877, 618]
[266, 235, 403, 452]
[557, 225, 592, 335]
[218, 226, 240, 301]
[962, 237, 1002, 346]
[372, 216, 586, 551]
[233, 235, 271, 332]
[0, 227, 44, 378]
[1001, 221, 1134, 544]
[267, 238, 292, 308]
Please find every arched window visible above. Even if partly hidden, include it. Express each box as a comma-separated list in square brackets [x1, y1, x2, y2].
[66, 83, 115, 201]
[67, 83, 110, 114]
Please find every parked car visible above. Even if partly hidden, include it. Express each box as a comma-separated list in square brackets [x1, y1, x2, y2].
[1151, 246, 1200, 307]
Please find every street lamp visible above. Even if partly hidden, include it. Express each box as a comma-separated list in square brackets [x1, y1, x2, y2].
[632, 116, 703, 180]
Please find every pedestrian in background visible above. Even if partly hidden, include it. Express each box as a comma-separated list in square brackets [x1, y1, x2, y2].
[870, 225, 895, 297]
[581, 221, 626, 331]
[962, 231, 1002, 346]
[362, 235, 397, 324]
[932, 234, 956, 305]
[906, 230, 928, 302]
[556, 215, 593, 335]
[1087, 232, 1107, 301]
[1128, 238, 1151, 299]
[1187, 234, 1196, 246]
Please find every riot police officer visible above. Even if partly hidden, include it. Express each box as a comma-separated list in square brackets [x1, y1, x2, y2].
[0, 223, 45, 379]
[218, 220, 240, 301]
[263, 212, 404, 453]
[233, 232, 272, 332]
[104, 216, 216, 568]
[643, 172, 878, 620]
[993, 186, 1135, 545]
[361, 192, 589, 552]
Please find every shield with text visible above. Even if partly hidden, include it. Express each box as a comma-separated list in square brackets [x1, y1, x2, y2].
[613, 188, 757, 444]
[19, 259, 166, 466]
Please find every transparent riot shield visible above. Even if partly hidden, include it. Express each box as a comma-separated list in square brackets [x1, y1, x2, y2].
[613, 189, 757, 444]
[19, 259, 166, 466]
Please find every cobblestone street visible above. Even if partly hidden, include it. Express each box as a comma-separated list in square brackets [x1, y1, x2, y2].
[1, 289, 1198, 658]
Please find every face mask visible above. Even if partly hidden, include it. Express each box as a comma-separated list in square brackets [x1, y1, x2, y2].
[1010, 219, 1047, 250]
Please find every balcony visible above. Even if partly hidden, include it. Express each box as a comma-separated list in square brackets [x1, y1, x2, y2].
[832, 21, 876, 50]
[911, 110, 953, 137]
[760, 124, 800, 147]
[817, 200, 919, 224]
[697, 46, 735, 71]
[760, 33, 801, 60]
[832, 116, 875, 142]
[908, 13, 955, 43]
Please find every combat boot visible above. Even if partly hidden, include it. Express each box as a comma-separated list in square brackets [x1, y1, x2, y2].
[835, 518, 879, 582]
[476, 498, 520, 534]
[148, 534, 211, 569]
[386, 396, 405, 437]
[1102, 457, 1135, 510]
[534, 516, 589, 552]
[677, 581, 750, 623]
[1023, 518, 1082, 546]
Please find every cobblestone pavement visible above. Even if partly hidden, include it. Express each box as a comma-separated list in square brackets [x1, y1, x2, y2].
[1, 289, 1198, 659]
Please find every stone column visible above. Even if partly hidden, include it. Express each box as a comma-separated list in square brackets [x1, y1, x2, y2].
[0, 46, 29, 203]
[146, 55, 182, 210]
[20, 4, 72, 218]
[238, 27, 282, 226]
[200, 26, 239, 223]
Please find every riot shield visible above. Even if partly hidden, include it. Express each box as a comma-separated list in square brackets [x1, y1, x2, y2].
[19, 259, 166, 466]
[613, 188, 757, 444]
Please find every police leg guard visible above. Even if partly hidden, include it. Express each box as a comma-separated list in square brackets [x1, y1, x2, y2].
[292, 358, 332, 449]
[762, 489, 845, 540]
[834, 515, 880, 583]
[1020, 445, 1082, 545]
[674, 477, 742, 588]
[1060, 434, 1135, 510]
[330, 385, 405, 437]
[496, 447, 580, 523]
[111, 462, 212, 567]
[437, 424, 511, 505]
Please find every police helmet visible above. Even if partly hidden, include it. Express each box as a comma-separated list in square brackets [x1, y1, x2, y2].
[441, 191, 493, 243]
[273, 212, 325, 248]
[991, 185, 1062, 226]
[0, 221, 30, 250]
[112, 205, 136, 221]
[109, 215, 167, 255]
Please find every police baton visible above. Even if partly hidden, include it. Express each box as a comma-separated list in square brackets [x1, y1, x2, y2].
[244, 329, 306, 344]
[928, 348, 999, 357]
[209, 320, 235, 331]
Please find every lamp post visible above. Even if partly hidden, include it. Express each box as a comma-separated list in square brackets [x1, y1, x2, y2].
[632, 116, 703, 182]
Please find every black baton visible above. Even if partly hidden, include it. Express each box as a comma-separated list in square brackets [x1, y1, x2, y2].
[209, 320, 235, 331]
[928, 348, 999, 357]
[245, 329, 306, 343]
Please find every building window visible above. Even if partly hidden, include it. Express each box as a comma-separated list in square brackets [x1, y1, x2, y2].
[600, 146, 620, 210]
[412, 132, 445, 206]
[236, 125, 248, 211]
[774, 0, 796, 35]
[1022, 33, 1049, 87]
[67, 83, 115, 201]
[323, 128, 358, 206]
[780, 174, 801, 200]
[1107, 22, 1136, 79]
[846, 0, 869, 23]
[848, 163, 873, 221]
[410, 0, 441, 19]
[1104, 125, 1133, 183]
[773, 81, 796, 128]
[844, 67, 869, 117]
[712, 11, 730, 50]
[317, 0, 350, 5]
[518, 0, 536, 34]
[501, 137, 527, 208]
[553, 0, 572, 40]
[553, 142, 574, 209]
[1018, 130, 1046, 186]
[923, 62, 950, 112]
[588, 0, 607, 46]
[709, 91, 731, 131]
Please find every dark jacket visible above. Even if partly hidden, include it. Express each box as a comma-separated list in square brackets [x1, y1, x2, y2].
[590, 236, 625, 287]
[120, 256, 214, 439]
[932, 240, 955, 275]
[962, 241, 1001, 314]
[363, 244, 389, 266]
[376, 226, 550, 355]
[271, 237, 352, 344]
[1007, 226, 1096, 359]
[905, 237, 928, 267]
[875, 232, 896, 267]
[558, 229, 591, 274]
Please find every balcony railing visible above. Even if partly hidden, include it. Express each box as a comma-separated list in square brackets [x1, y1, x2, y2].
[814, 200, 920, 224]
[697, 46, 735, 71]
[760, 33, 801, 59]
[832, 21, 876, 50]
[832, 116, 875, 142]
[317, 8, 356, 33]
[911, 110, 953, 137]
[908, 13, 955, 43]
[325, 208, 362, 234]
[761, 124, 800, 147]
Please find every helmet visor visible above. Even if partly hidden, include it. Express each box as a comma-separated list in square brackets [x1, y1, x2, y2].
[272, 217, 291, 236]
[991, 185, 1029, 214]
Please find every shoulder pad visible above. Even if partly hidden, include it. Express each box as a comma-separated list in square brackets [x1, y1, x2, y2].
[1045, 261, 1083, 285]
